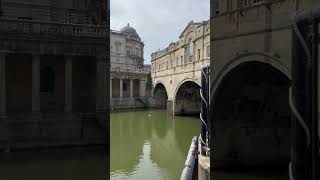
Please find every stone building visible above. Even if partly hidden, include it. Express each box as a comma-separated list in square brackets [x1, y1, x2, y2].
[0, 0, 109, 150]
[210, 0, 320, 169]
[151, 20, 210, 115]
[110, 24, 149, 109]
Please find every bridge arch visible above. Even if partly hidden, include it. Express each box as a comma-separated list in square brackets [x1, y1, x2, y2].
[173, 79, 201, 115]
[211, 57, 291, 168]
[211, 51, 291, 102]
[153, 81, 168, 108]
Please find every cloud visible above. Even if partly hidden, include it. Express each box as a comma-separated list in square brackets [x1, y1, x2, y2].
[110, 0, 209, 64]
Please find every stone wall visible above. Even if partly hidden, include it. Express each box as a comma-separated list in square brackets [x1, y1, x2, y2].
[210, 0, 320, 168]
[0, 113, 106, 151]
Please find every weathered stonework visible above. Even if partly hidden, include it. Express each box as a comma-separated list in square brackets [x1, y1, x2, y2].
[110, 24, 150, 109]
[210, 0, 320, 168]
[151, 20, 210, 115]
[0, 0, 109, 150]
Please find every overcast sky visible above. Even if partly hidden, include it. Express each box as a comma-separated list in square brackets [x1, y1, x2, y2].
[110, 0, 210, 65]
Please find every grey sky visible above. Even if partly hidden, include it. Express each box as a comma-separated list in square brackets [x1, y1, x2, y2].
[110, 0, 210, 65]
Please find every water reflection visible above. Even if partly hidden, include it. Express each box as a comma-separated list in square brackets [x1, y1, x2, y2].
[110, 110, 200, 180]
[0, 147, 107, 180]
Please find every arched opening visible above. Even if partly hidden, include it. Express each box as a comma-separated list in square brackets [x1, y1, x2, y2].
[212, 61, 291, 170]
[174, 81, 201, 116]
[153, 83, 168, 108]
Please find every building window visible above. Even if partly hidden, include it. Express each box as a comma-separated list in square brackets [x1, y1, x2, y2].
[127, 49, 130, 55]
[198, 49, 201, 61]
[176, 57, 179, 66]
[116, 58, 119, 63]
[181, 56, 183, 65]
[184, 47, 188, 64]
[115, 44, 120, 53]
[207, 46, 210, 58]
[40, 66, 54, 93]
[188, 38, 193, 63]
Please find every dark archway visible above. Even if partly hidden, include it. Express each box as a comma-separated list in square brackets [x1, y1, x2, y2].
[212, 61, 291, 169]
[153, 83, 168, 108]
[174, 81, 201, 116]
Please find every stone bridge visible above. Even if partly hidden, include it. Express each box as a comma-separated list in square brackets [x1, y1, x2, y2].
[210, 0, 319, 169]
[152, 63, 204, 115]
[151, 20, 210, 115]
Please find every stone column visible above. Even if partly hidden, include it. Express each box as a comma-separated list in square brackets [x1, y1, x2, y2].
[130, 79, 133, 98]
[64, 56, 72, 112]
[139, 79, 146, 97]
[110, 79, 113, 98]
[32, 54, 40, 113]
[167, 99, 174, 116]
[96, 57, 107, 111]
[0, 53, 6, 116]
[119, 79, 123, 98]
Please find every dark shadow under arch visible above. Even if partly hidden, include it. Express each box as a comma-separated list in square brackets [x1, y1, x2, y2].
[174, 81, 201, 116]
[212, 61, 291, 170]
[153, 83, 168, 108]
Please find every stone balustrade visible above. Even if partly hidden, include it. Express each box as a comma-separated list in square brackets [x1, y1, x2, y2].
[0, 19, 108, 38]
[111, 68, 150, 74]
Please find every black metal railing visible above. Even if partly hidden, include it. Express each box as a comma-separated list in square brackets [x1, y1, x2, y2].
[290, 7, 320, 180]
[200, 65, 210, 156]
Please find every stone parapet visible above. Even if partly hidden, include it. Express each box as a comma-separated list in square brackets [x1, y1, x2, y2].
[0, 19, 108, 38]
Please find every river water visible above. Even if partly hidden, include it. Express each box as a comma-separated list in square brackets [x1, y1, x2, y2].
[0, 110, 288, 180]
[0, 146, 107, 180]
[110, 110, 200, 180]
[110, 110, 288, 180]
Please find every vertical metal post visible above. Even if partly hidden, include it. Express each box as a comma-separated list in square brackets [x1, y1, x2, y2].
[200, 65, 210, 155]
[291, 18, 309, 180]
[291, 10, 320, 180]
[311, 18, 319, 180]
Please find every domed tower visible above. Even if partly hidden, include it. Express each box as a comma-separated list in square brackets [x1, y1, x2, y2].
[118, 23, 144, 69]
[110, 23, 149, 108]
[120, 23, 141, 41]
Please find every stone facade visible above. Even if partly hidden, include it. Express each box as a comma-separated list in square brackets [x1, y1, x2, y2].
[151, 20, 210, 115]
[110, 24, 150, 109]
[0, 0, 109, 150]
[210, 0, 320, 168]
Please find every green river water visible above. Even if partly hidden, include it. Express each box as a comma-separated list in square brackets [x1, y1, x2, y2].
[110, 110, 288, 180]
[0, 110, 288, 180]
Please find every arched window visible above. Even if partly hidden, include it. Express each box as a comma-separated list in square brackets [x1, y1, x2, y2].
[188, 38, 193, 62]
[40, 66, 54, 93]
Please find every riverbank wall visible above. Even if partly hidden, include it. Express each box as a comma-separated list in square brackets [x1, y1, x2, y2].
[0, 112, 108, 152]
[110, 96, 166, 111]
